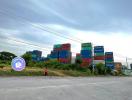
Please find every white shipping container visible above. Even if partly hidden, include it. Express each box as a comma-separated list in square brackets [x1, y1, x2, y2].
[93, 60, 105, 64]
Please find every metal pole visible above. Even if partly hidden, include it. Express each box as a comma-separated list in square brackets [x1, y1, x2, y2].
[92, 43, 94, 73]
[126, 57, 129, 69]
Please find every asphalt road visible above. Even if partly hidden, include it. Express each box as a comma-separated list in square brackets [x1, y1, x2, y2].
[0, 76, 132, 100]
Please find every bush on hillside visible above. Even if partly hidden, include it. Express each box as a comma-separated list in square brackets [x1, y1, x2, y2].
[0, 64, 6, 68]
[95, 63, 106, 75]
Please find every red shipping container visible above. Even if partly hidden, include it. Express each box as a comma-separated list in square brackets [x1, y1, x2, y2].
[61, 47, 70, 51]
[59, 58, 71, 63]
[62, 43, 70, 48]
[81, 62, 90, 67]
[94, 56, 104, 60]
[54, 48, 62, 51]
[82, 58, 92, 63]
[76, 53, 80, 56]
[105, 55, 113, 58]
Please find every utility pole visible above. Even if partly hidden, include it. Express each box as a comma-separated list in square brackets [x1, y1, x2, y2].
[92, 56, 94, 73]
[92, 43, 94, 73]
[126, 57, 129, 69]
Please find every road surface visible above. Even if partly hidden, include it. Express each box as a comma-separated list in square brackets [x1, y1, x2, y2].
[0, 76, 132, 100]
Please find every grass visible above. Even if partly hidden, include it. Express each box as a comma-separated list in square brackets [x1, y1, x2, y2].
[0, 66, 93, 77]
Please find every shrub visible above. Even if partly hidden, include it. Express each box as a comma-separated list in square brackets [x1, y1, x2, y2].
[0, 64, 6, 68]
[95, 63, 106, 75]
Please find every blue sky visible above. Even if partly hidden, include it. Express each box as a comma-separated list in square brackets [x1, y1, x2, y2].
[0, 0, 132, 64]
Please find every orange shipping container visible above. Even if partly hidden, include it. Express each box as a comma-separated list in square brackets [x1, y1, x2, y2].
[114, 62, 122, 72]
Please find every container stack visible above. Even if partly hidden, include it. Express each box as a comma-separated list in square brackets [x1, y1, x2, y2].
[75, 53, 82, 63]
[54, 44, 62, 51]
[58, 43, 71, 64]
[94, 46, 105, 65]
[27, 50, 42, 61]
[49, 44, 62, 60]
[50, 43, 71, 64]
[130, 64, 132, 69]
[105, 52, 114, 69]
[50, 50, 59, 60]
[81, 43, 92, 67]
[114, 62, 122, 72]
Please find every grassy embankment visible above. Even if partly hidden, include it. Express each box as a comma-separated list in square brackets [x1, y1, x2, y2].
[0, 64, 92, 77]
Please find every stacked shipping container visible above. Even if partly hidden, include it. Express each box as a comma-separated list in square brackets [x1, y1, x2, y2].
[75, 53, 82, 63]
[49, 43, 115, 70]
[130, 64, 132, 69]
[94, 46, 105, 65]
[114, 62, 122, 72]
[27, 50, 42, 61]
[81, 43, 92, 67]
[105, 52, 114, 69]
[50, 43, 71, 64]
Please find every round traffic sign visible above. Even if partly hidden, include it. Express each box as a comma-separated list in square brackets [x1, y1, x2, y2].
[11, 57, 26, 71]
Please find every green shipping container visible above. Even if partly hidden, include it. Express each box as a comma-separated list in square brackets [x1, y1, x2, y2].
[50, 58, 58, 61]
[82, 47, 92, 50]
[94, 53, 104, 56]
[54, 44, 62, 48]
[105, 61, 114, 63]
[76, 56, 81, 59]
[81, 43, 92, 47]
[32, 54, 37, 58]
[76, 58, 82, 62]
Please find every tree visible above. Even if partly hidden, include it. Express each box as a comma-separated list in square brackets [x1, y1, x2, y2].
[75, 59, 81, 67]
[95, 63, 106, 75]
[75, 59, 82, 64]
[21, 53, 32, 66]
[106, 67, 112, 74]
[0, 51, 16, 61]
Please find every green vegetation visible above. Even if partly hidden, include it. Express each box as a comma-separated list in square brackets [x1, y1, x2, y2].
[21, 53, 32, 66]
[95, 63, 106, 75]
[0, 66, 93, 76]
[0, 51, 16, 60]
[0, 51, 16, 66]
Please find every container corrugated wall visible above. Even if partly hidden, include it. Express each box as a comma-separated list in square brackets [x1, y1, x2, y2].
[27, 50, 42, 61]
[105, 52, 114, 69]
[50, 43, 71, 64]
[75, 53, 82, 63]
[94, 46, 104, 65]
[81, 43, 92, 67]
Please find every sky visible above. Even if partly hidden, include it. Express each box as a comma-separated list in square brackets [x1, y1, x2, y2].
[0, 0, 132, 65]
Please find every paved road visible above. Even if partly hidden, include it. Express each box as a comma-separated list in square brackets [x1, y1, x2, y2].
[0, 77, 132, 100]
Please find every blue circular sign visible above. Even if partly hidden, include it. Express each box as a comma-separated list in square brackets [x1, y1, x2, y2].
[11, 57, 26, 71]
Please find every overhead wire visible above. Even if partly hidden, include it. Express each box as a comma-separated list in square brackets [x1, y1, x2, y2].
[0, 8, 131, 59]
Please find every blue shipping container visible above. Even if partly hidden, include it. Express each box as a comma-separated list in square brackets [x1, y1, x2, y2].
[94, 49, 104, 53]
[59, 55, 69, 58]
[105, 58, 114, 61]
[51, 55, 58, 58]
[107, 66, 114, 69]
[51, 51, 59, 58]
[105, 52, 113, 55]
[106, 63, 114, 69]
[81, 50, 92, 54]
[94, 46, 104, 49]
[59, 50, 71, 58]
[59, 51, 70, 56]
[81, 50, 92, 58]
[81, 54, 92, 58]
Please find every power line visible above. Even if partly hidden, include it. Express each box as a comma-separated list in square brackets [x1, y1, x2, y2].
[0, 8, 131, 59]
[0, 36, 52, 51]
[0, 8, 83, 43]
[0, 33, 78, 55]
